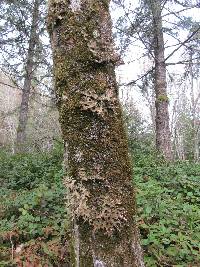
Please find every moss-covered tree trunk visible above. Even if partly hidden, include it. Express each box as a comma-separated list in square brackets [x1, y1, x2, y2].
[48, 1, 144, 266]
[150, 0, 172, 161]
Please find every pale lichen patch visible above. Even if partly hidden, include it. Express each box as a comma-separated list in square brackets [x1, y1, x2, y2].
[94, 259, 106, 267]
[80, 89, 116, 118]
[69, 0, 81, 12]
[74, 149, 83, 162]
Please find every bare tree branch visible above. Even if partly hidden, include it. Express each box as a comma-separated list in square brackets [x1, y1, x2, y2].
[165, 26, 200, 61]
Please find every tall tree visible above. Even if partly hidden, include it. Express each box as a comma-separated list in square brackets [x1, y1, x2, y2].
[187, 49, 200, 161]
[15, 0, 40, 152]
[47, 0, 144, 266]
[0, 0, 52, 152]
[113, 0, 200, 160]
[149, 0, 172, 160]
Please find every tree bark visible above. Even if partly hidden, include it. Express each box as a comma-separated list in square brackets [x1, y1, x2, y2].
[15, 0, 39, 152]
[150, 0, 172, 161]
[47, 0, 145, 266]
[189, 53, 199, 162]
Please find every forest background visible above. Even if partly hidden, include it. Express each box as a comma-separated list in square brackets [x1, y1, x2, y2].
[0, 0, 200, 266]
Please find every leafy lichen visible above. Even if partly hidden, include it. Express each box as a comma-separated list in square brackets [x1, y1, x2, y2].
[48, 0, 144, 265]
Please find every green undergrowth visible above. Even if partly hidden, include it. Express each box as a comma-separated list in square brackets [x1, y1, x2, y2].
[135, 162, 200, 266]
[0, 148, 200, 266]
[0, 147, 69, 266]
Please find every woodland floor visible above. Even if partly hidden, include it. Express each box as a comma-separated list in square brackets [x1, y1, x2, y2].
[0, 147, 200, 266]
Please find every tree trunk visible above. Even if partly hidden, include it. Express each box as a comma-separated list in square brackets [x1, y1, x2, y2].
[189, 53, 199, 162]
[150, 0, 172, 160]
[47, 1, 145, 266]
[15, 0, 39, 152]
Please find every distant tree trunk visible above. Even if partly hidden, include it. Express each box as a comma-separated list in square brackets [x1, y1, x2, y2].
[15, 0, 39, 152]
[150, 0, 172, 160]
[174, 129, 185, 160]
[189, 53, 199, 162]
[48, 0, 144, 266]
[171, 100, 185, 160]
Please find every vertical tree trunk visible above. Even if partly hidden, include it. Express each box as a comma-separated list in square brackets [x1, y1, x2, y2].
[48, 0, 145, 266]
[171, 100, 185, 160]
[15, 0, 39, 152]
[189, 53, 199, 162]
[150, 0, 172, 160]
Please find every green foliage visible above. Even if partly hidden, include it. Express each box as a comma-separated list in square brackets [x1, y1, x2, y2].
[0, 148, 200, 266]
[135, 162, 200, 266]
[123, 101, 156, 165]
[0, 148, 70, 266]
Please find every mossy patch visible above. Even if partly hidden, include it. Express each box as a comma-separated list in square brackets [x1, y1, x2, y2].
[47, 0, 143, 265]
[157, 94, 169, 102]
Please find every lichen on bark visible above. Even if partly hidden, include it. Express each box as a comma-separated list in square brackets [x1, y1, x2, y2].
[48, 0, 145, 266]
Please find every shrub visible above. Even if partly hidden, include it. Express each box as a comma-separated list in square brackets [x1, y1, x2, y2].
[0, 149, 200, 266]
[135, 163, 200, 266]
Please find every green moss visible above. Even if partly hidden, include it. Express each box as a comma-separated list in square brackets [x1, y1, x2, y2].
[47, 0, 141, 265]
[157, 94, 169, 102]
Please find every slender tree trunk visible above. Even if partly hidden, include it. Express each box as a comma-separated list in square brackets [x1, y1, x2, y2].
[171, 100, 185, 160]
[48, 1, 145, 266]
[189, 53, 199, 162]
[150, 0, 172, 160]
[143, 87, 156, 143]
[15, 0, 39, 152]
[174, 129, 185, 160]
